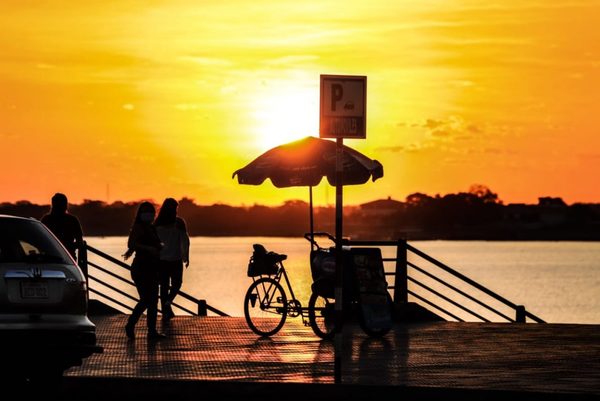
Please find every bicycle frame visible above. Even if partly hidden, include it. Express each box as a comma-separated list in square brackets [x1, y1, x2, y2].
[273, 264, 296, 303]
[251, 261, 311, 322]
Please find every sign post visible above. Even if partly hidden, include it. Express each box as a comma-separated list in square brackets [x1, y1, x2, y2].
[320, 74, 366, 384]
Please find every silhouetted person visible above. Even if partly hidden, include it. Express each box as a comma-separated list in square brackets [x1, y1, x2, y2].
[41, 193, 83, 261]
[123, 201, 165, 340]
[154, 198, 190, 321]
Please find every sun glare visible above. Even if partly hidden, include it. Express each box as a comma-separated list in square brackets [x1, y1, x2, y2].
[251, 87, 319, 150]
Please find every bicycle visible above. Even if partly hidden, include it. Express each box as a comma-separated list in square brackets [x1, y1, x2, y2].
[243, 241, 335, 339]
[243, 233, 392, 339]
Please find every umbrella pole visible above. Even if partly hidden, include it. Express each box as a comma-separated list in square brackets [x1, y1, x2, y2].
[309, 186, 315, 251]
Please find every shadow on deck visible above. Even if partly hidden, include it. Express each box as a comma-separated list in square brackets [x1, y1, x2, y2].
[63, 315, 600, 400]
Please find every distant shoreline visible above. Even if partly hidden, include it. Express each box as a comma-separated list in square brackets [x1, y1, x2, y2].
[4, 191, 599, 242]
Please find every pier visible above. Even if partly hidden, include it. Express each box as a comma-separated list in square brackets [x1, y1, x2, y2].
[62, 315, 600, 400]
[60, 240, 600, 400]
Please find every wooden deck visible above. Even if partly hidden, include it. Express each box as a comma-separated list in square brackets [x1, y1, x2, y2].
[62, 315, 600, 400]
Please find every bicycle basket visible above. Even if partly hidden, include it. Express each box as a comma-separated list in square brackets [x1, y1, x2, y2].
[247, 244, 280, 277]
[310, 248, 336, 282]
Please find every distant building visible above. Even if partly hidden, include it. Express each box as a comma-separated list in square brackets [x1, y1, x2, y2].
[537, 197, 568, 226]
[538, 197, 567, 207]
[359, 196, 404, 218]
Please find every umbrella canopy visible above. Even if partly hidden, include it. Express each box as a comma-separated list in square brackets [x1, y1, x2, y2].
[232, 136, 383, 187]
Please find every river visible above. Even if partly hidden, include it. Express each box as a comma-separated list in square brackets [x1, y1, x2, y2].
[85, 237, 600, 324]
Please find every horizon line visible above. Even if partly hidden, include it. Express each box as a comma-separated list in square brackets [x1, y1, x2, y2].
[2, 194, 599, 208]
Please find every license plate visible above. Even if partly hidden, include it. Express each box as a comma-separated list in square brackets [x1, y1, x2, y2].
[21, 281, 48, 299]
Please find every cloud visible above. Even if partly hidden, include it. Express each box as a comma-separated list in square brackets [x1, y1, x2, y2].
[397, 116, 484, 138]
[420, 116, 478, 140]
[578, 153, 600, 160]
[265, 55, 319, 65]
[450, 80, 475, 87]
[467, 124, 482, 133]
[220, 85, 238, 95]
[175, 103, 200, 111]
[455, 135, 473, 141]
[431, 129, 451, 137]
[36, 63, 56, 69]
[180, 56, 233, 67]
[377, 143, 428, 153]
[424, 119, 444, 129]
[376, 145, 404, 153]
[389, 115, 520, 157]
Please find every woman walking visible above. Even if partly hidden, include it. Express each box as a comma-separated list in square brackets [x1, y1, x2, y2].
[123, 201, 166, 340]
[154, 198, 190, 321]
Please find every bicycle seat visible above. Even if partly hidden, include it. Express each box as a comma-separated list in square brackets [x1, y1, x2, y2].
[269, 252, 287, 262]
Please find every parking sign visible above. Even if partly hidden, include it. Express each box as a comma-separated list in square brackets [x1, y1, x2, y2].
[320, 75, 366, 139]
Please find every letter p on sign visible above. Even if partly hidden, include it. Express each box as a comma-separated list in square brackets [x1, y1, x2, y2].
[320, 75, 366, 139]
[331, 84, 344, 112]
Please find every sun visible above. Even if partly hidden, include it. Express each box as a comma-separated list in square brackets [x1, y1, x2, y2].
[251, 86, 319, 150]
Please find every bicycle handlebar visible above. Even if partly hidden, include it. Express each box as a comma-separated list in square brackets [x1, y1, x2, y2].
[304, 232, 336, 244]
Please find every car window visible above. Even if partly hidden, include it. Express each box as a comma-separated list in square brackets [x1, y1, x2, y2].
[0, 219, 72, 264]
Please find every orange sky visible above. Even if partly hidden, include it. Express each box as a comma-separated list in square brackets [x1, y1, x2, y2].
[1, 1, 599, 206]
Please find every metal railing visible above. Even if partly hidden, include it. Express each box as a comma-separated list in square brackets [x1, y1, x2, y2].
[343, 239, 544, 323]
[78, 241, 228, 317]
[77, 237, 542, 323]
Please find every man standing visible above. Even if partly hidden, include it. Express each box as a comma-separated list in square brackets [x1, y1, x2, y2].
[41, 193, 84, 261]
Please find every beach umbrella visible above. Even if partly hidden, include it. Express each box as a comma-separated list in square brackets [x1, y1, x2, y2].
[232, 136, 383, 243]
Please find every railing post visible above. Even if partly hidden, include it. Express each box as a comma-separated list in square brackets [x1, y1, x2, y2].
[516, 305, 526, 323]
[78, 241, 89, 287]
[394, 239, 408, 305]
[198, 300, 207, 316]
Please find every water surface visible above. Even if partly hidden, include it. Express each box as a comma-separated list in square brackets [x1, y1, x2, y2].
[86, 237, 600, 324]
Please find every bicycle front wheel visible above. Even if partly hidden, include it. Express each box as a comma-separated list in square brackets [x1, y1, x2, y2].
[308, 292, 336, 340]
[244, 277, 287, 337]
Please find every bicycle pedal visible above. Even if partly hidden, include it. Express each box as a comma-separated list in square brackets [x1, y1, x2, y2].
[277, 297, 284, 303]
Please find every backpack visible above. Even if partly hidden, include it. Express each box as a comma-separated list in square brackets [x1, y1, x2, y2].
[247, 244, 280, 277]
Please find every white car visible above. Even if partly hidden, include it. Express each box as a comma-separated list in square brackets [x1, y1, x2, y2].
[0, 214, 101, 386]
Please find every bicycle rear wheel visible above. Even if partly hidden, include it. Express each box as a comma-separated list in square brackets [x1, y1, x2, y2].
[244, 277, 287, 337]
[308, 292, 336, 340]
[358, 293, 393, 338]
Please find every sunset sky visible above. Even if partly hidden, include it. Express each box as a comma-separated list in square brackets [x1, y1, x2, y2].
[1, 1, 599, 206]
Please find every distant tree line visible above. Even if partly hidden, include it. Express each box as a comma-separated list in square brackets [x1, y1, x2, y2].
[345, 185, 600, 240]
[2, 186, 599, 240]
